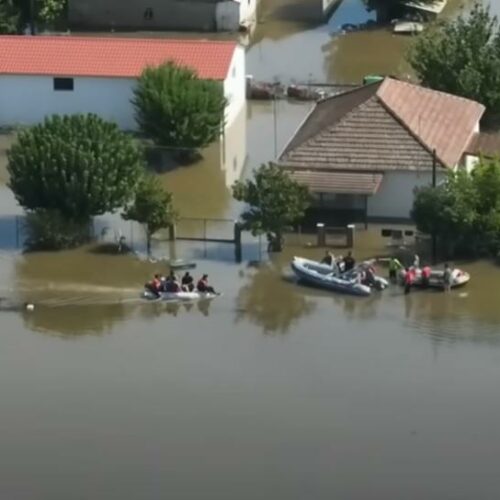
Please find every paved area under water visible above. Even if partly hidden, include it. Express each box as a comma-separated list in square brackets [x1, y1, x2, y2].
[2, 1, 500, 498]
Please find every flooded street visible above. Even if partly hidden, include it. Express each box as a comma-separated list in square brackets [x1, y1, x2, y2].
[2, 1, 500, 498]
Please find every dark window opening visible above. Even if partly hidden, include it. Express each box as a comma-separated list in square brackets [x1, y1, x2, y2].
[144, 8, 154, 20]
[54, 78, 74, 91]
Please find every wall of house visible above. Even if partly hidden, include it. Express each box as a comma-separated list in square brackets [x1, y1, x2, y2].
[237, 0, 258, 24]
[367, 170, 446, 220]
[220, 101, 247, 188]
[0, 72, 243, 134]
[69, 0, 218, 31]
[223, 44, 246, 128]
[0, 75, 138, 130]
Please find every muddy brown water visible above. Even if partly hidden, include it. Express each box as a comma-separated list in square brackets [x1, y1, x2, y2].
[2, 2, 500, 498]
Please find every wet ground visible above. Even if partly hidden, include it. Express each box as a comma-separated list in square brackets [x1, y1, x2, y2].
[2, 1, 500, 498]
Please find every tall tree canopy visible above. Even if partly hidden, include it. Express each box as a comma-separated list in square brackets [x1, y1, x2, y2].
[408, 4, 500, 118]
[412, 158, 500, 257]
[132, 62, 227, 155]
[0, 0, 19, 33]
[8, 114, 144, 223]
[232, 163, 310, 252]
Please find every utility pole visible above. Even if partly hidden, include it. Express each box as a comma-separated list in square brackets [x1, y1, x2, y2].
[30, 0, 36, 35]
[431, 148, 437, 263]
[272, 92, 278, 158]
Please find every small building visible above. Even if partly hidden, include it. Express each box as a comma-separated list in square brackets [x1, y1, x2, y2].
[68, 0, 258, 33]
[278, 77, 486, 222]
[0, 35, 245, 131]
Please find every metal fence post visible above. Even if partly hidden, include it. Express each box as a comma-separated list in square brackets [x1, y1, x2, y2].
[234, 222, 242, 263]
[316, 223, 325, 247]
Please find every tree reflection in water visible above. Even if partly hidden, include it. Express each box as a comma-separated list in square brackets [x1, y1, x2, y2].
[235, 262, 315, 335]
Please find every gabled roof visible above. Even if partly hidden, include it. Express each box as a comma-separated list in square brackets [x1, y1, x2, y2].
[0, 36, 236, 80]
[280, 77, 485, 171]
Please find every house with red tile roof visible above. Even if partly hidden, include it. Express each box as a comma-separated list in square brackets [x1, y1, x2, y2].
[0, 36, 245, 131]
[278, 77, 490, 222]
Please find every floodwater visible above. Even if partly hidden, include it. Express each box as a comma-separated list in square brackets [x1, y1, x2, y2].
[2, 1, 500, 498]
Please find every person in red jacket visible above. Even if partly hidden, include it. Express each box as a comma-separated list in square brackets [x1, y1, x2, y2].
[197, 274, 216, 294]
[404, 268, 413, 295]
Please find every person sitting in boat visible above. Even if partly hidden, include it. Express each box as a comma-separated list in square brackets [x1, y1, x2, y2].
[364, 265, 376, 286]
[181, 272, 194, 292]
[343, 251, 355, 272]
[163, 272, 179, 292]
[321, 251, 334, 267]
[146, 274, 162, 297]
[197, 274, 216, 294]
[388, 257, 403, 281]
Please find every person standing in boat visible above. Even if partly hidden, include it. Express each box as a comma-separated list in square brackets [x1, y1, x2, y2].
[413, 254, 420, 269]
[404, 267, 413, 294]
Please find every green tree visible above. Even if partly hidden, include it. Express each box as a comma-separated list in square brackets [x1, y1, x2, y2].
[8, 114, 144, 248]
[132, 62, 227, 156]
[122, 174, 177, 255]
[408, 4, 500, 119]
[0, 0, 19, 33]
[412, 158, 500, 257]
[14, 0, 66, 26]
[232, 163, 310, 252]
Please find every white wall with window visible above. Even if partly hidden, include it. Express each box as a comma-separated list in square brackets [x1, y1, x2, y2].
[0, 75, 137, 130]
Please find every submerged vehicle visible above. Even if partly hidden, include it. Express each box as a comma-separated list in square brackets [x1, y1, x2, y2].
[399, 267, 470, 289]
[141, 290, 219, 301]
[291, 257, 387, 297]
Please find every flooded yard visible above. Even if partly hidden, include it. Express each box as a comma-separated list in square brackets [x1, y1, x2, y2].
[2, 1, 500, 498]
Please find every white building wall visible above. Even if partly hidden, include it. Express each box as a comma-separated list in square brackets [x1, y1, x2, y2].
[0, 62, 245, 133]
[367, 170, 446, 220]
[223, 44, 246, 128]
[0, 75, 137, 130]
[237, 0, 258, 24]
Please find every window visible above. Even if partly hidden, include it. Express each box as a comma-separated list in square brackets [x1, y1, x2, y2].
[53, 78, 74, 91]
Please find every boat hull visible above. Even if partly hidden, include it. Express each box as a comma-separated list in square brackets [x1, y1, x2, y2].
[400, 268, 470, 289]
[291, 257, 372, 296]
[141, 290, 219, 301]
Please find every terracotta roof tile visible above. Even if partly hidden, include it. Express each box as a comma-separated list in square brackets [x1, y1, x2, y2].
[0, 35, 236, 80]
[377, 79, 485, 168]
[288, 169, 383, 194]
[279, 78, 485, 173]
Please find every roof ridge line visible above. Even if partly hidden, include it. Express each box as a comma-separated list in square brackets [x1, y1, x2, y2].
[376, 92, 448, 168]
[280, 86, 382, 159]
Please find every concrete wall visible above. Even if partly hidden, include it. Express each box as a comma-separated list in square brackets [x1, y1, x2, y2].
[0, 75, 137, 130]
[223, 44, 246, 128]
[367, 170, 446, 220]
[69, 0, 218, 31]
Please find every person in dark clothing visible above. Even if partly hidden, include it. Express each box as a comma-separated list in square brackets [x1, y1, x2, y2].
[321, 251, 334, 266]
[181, 272, 194, 292]
[343, 251, 356, 272]
[197, 274, 216, 294]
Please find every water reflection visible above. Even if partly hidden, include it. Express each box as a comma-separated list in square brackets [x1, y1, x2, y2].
[235, 261, 315, 334]
[22, 303, 129, 338]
